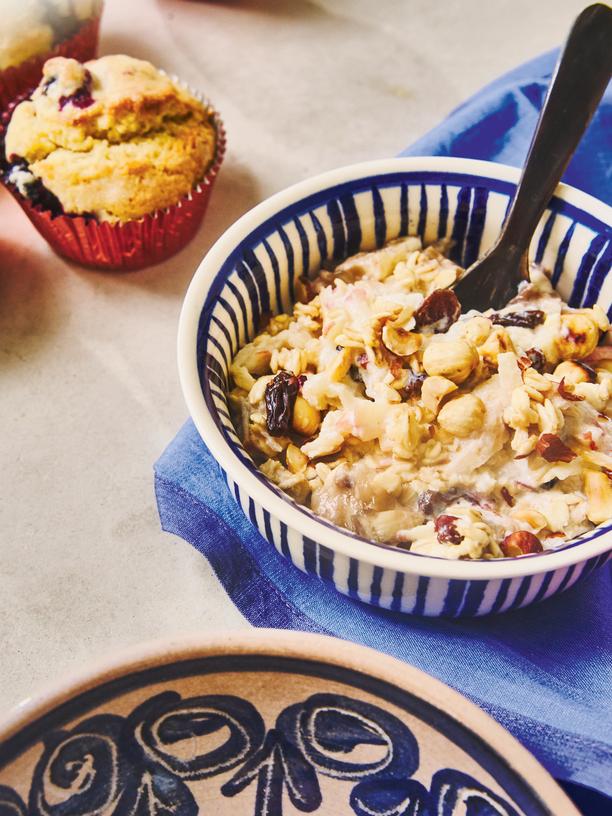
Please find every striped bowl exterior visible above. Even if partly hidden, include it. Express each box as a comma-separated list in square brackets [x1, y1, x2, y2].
[180, 158, 612, 617]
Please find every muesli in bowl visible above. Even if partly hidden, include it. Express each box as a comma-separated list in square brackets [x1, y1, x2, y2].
[179, 157, 612, 615]
[229, 237, 611, 560]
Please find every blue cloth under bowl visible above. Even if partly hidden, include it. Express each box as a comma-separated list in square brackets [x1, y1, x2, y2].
[155, 50, 612, 812]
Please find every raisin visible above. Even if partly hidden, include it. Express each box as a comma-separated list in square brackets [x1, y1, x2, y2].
[500, 486, 514, 506]
[264, 371, 300, 435]
[501, 531, 543, 557]
[400, 371, 427, 400]
[414, 289, 461, 332]
[518, 347, 546, 373]
[434, 514, 463, 545]
[535, 433, 576, 463]
[491, 310, 545, 329]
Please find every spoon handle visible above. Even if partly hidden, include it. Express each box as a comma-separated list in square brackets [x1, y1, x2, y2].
[496, 3, 612, 262]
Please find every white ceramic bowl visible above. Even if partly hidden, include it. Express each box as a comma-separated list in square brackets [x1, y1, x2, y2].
[178, 157, 612, 617]
[0, 631, 580, 815]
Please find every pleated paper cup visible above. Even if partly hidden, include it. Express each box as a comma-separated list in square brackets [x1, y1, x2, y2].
[1, 84, 226, 271]
[0, 11, 103, 113]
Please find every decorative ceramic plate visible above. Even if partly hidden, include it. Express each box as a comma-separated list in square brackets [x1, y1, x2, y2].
[0, 631, 577, 815]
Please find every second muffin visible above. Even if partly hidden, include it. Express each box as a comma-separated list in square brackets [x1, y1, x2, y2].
[0, 1, 103, 111]
[4, 54, 218, 222]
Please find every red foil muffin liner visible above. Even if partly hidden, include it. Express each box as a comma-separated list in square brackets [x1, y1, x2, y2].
[0, 12, 103, 113]
[2, 93, 226, 271]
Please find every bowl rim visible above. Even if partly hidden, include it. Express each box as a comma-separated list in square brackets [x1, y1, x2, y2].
[178, 155, 612, 581]
[0, 629, 581, 815]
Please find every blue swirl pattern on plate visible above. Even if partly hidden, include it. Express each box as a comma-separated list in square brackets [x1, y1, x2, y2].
[0, 654, 549, 815]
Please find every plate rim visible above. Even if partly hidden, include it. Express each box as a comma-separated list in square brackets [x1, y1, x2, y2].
[0, 630, 579, 814]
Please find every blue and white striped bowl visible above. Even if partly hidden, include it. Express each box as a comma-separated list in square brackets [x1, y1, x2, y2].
[178, 157, 612, 617]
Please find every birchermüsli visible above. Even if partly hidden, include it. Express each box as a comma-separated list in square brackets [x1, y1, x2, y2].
[229, 237, 612, 559]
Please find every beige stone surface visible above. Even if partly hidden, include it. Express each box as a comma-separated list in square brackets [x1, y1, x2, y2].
[0, 0, 585, 714]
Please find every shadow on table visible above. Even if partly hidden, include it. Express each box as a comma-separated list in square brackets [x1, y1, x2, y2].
[103, 0, 319, 62]
[159, 0, 318, 18]
[0, 234, 64, 367]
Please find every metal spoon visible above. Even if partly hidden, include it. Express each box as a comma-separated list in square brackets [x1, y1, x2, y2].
[453, 2, 612, 312]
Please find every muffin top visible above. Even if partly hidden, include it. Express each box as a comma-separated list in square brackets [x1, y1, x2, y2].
[4, 54, 218, 222]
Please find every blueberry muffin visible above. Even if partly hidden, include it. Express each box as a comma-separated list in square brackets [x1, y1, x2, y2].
[3, 54, 218, 222]
[0, 1, 101, 72]
[0, 3, 53, 73]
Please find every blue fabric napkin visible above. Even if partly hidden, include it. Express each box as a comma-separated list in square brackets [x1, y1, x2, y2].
[401, 49, 612, 206]
[155, 50, 612, 811]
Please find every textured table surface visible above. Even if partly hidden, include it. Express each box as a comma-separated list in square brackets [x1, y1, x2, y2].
[0, 0, 586, 714]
